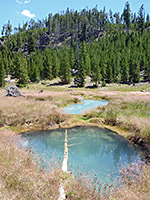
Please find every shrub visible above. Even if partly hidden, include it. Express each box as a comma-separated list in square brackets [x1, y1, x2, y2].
[104, 106, 118, 125]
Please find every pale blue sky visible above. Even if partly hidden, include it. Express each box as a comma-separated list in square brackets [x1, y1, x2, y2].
[0, 0, 150, 31]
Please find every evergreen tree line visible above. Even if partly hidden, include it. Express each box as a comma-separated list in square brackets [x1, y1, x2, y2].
[0, 2, 150, 87]
[1, 2, 149, 50]
[1, 29, 150, 87]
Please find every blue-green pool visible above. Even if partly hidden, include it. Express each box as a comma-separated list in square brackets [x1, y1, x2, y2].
[63, 99, 108, 114]
[19, 126, 145, 185]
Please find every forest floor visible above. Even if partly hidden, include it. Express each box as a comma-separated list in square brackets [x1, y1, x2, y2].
[0, 81, 150, 199]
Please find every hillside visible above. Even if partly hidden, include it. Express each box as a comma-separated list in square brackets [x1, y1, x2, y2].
[0, 2, 150, 88]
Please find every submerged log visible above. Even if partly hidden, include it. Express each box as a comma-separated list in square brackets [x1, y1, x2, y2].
[5, 86, 24, 97]
[62, 129, 68, 172]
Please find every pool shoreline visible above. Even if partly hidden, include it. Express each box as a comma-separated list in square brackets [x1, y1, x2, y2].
[18, 118, 149, 163]
[19, 126, 146, 189]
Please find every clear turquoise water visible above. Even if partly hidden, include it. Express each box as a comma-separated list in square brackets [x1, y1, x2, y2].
[63, 100, 108, 114]
[19, 126, 145, 185]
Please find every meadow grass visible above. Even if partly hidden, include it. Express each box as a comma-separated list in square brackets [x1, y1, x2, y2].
[100, 83, 150, 92]
[84, 99, 150, 144]
[0, 93, 71, 130]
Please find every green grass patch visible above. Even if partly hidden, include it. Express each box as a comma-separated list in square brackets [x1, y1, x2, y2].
[85, 99, 150, 142]
[78, 116, 91, 121]
[119, 101, 150, 118]
[102, 83, 150, 92]
[92, 95, 113, 101]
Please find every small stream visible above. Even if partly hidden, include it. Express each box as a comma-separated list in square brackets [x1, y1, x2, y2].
[63, 99, 108, 114]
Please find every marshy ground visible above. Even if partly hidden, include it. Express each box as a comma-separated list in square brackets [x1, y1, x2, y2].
[0, 82, 150, 199]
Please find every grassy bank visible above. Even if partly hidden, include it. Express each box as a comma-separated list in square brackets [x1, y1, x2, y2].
[84, 96, 150, 145]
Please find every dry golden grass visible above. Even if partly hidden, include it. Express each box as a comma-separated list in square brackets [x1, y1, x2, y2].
[0, 129, 60, 200]
[63, 164, 150, 200]
[65, 176, 102, 200]
[111, 164, 150, 200]
[0, 93, 69, 130]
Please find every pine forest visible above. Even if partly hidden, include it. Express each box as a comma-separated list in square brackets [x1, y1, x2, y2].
[0, 2, 150, 87]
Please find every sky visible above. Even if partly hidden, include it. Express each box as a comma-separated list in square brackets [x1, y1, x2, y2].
[0, 0, 150, 31]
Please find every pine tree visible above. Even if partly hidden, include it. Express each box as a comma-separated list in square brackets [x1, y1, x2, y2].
[129, 54, 140, 83]
[120, 54, 129, 83]
[81, 41, 91, 74]
[137, 4, 145, 32]
[0, 56, 6, 87]
[60, 50, 71, 84]
[35, 50, 44, 80]
[2, 20, 12, 39]
[122, 2, 131, 34]
[1, 46, 9, 73]
[114, 12, 120, 24]
[28, 55, 40, 82]
[144, 59, 150, 82]
[27, 31, 36, 54]
[13, 54, 29, 87]
[10, 35, 17, 50]
[70, 48, 76, 69]
[145, 14, 150, 28]
[43, 50, 52, 80]
[91, 55, 101, 86]
[106, 63, 113, 83]
[47, 13, 52, 35]
[76, 42, 88, 87]
[52, 51, 60, 78]
[81, 20, 87, 41]
[115, 54, 121, 82]
[109, 9, 114, 24]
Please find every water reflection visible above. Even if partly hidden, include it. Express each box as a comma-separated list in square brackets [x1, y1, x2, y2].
[66, 127, 144, 182]
[20, 126, 145, 184]
[21, 130, 65, 170]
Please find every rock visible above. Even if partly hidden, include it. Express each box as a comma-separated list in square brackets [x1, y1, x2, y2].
[39, 90, 43, 93]
[71, 69, 78, 76]
[40, 33, 51, 45]
[5, 86, 24, 97]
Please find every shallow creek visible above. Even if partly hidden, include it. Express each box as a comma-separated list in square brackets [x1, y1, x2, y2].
[63, 99, 108, 114]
